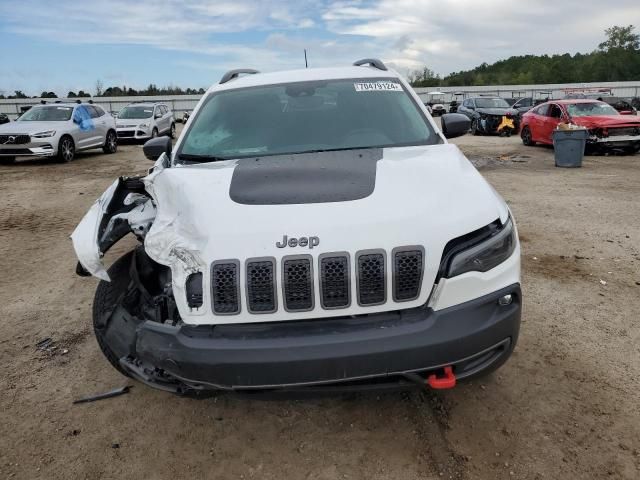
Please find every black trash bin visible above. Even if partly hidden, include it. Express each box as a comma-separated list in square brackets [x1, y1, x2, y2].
[552, 128, 589, 168]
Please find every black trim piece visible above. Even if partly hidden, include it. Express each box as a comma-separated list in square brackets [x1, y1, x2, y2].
[185, 272, 203, 309]
[353, 58, 388, 71]
[245, 257, 277, 314]
[319, 252, 351, 310]
[211, 260, 241, 315]
[229, 148, 382, 205]
[356, 249, 387, 306]
[219, 69, 260, 84]
[392, 246, 425, 302]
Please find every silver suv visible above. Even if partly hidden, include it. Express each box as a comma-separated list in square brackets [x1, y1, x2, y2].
[116, 102, 175, 141]
[0, 103, 117, 164]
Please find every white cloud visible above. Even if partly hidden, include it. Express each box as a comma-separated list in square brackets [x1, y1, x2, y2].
[1, 0, 639, 90]
[323, 0, 640, 75]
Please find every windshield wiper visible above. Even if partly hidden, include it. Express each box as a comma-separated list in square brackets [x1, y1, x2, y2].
[177, 153, 230, 163]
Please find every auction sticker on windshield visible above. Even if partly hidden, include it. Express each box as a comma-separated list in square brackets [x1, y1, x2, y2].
[354, 82, 403, 92]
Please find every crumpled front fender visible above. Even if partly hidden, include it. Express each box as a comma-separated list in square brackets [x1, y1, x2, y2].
[71, 177, 155, 281]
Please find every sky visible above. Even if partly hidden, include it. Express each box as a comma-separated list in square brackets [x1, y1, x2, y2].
[1, 0, 639, 97]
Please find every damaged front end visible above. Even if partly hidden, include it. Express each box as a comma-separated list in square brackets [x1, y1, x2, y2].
[71, 170, 211, 395]
[72, 176, 156, 281]
[585, 125, 640, 154]
[478, 113, 518, 136]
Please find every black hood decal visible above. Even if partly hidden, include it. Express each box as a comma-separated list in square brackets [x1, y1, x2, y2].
[229, 149, 382, 205]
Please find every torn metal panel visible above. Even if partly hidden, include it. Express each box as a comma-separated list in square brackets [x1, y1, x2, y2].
[71, 177, 156, 281]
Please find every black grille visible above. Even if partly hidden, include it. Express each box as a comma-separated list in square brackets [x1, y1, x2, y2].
[246, 259, 276, 313]
[320, 255, 350, 309]
[393, 249, 424, 301]
[282, 257, 313, 311]
[0, 134, 30, 145]
[357, 252, 386, 305]
[0, 148, 31, 155]
[117, 131, 135, 138]
[211, 262, 240, 314]
[609, 127, 640, 137]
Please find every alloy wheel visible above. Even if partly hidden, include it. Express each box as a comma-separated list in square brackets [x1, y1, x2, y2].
[62, 139, 74, 161]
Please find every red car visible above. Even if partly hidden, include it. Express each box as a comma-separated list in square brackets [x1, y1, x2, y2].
[520, 99, 640, 154]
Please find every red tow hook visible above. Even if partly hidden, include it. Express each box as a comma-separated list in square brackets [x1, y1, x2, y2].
[426, 366, 456, 389]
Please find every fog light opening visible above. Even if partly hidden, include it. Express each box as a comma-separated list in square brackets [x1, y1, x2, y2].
[498, 294, 513, 306]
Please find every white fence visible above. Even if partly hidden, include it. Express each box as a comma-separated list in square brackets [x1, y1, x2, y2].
[0, 95, 202, 120]
[414, 81, 640, 103]
[2, 81, 640, 119]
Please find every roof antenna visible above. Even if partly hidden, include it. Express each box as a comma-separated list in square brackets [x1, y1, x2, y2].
[304, 49, 308, 68]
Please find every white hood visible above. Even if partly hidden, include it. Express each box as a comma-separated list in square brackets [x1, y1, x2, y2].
[141, 144, 509, 325]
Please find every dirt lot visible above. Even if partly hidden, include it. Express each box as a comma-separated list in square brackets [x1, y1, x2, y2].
[1, 125, 639, 480]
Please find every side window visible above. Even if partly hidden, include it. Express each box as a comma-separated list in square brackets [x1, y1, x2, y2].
[463, 99, 470, 107]
[534, 104, 549, 116]
[86, 105, 100, 118]
[547, 104, 562, 118]
[521, 98, 532, 107]
[93, 106, 105, 116]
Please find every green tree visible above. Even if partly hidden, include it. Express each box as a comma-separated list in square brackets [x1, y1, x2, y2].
[598, 25, 639, 51]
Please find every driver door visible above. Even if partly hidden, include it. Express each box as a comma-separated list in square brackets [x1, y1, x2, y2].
[540, 103, 564, 143]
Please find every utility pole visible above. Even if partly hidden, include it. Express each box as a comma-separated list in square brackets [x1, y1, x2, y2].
[304, 49, 308, 68]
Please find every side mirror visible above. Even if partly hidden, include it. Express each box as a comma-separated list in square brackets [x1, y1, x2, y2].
[441, 113, 471, 139]
[143, 136, 172, 161]
[155, 113, 162, 119]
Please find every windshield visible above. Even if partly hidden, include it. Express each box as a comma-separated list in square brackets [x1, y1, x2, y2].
[567, 102, 619, 117]
[18, 106, 73, 121]
[178, 78, 436, 162]
[118, 106, 154, 119]
[475, 98, 511, 109]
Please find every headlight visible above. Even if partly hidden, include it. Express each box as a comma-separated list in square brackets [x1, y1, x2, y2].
[138, 123, 148, 129]
[446, 218, 516, 277]
[32, 130, 56, 138]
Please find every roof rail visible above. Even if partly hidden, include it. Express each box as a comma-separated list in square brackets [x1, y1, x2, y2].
[219, 69, 260, 84]
[353, 58, 387, 71]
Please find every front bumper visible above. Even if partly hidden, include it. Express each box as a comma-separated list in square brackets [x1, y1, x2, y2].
[116, 128, 151, 140]
[0, 144, 56, 157]
[590, 134, 640, 147]
[118, 284, 521, 393]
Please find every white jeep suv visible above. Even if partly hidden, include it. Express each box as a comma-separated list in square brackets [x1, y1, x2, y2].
[72, 59, 521, 396]
[116, 102, 175, 141]
[0, 103, 117, 164]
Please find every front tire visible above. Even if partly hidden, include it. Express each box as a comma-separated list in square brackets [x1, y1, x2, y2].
[471, 118, 480, 136]
[93, 252, 136, 377]
[102, 130, 118, 154]
[521, 126, 535, 146]
[151, 127, 158, 139]
[169, 123, 176, 139]
[57, 136, 75, 163]
[0, 156, 15, 165]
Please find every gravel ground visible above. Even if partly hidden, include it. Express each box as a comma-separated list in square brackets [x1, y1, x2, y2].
[0, 125, 639, 479]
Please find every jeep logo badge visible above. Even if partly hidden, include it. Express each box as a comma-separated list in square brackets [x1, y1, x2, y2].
[276, 235, 320, 249]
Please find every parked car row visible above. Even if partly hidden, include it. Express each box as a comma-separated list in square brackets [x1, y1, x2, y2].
[0, 101, 176, 164]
